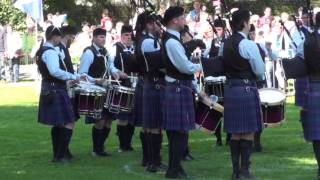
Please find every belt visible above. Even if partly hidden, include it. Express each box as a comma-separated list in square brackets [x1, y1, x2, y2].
[227, 79, 257, 86]
[309, 76, 320, 82]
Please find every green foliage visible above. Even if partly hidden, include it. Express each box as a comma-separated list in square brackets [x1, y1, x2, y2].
[0, 0, 26, 31]
[21, 33, 36, 65]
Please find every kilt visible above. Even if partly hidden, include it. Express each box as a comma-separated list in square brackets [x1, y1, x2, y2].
[114, 112, 132, 122]
[301, 81, 320, 141]
[223, 79, 263, 133]
[85, 108, 115, 124]
[38, 81, 76, 126]
[295, 77, 309, 108]
[142, 78, 165, 129]
[131, 78, 144, 127]
[162, 80, 195, 131]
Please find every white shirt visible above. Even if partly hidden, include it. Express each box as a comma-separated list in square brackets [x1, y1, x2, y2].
[41, 42, 77, 81]
[79, 43, 118, 82]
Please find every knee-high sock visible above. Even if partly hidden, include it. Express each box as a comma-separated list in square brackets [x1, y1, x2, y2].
[51, 126, 60, 158]
[152, 133, 163, 166]
[126, 124, 135, 149]
[100, 127, 111, 152]
[230, 140, 241, 175]
[56, 127, 73, 159]
[140, 132, 148, 166]
[313, 140, 320, 172]
[240, 139, 253, 173]
[117, 125, 126, 150]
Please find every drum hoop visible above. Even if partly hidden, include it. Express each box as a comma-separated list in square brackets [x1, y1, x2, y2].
[259, 88, 286, 104]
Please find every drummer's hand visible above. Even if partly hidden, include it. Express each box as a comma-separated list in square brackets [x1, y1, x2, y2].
[79, 74, 88, 81]
[95, 78, 105, 85]
[118, 71, 128, 79]
[68, 80, 79, 87]
[112, 72, 120, 80]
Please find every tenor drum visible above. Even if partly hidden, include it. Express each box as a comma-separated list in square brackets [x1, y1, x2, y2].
[259, 88, 286, 127]
[204, 76, 226, 102]
[74, 82, 106, 119]
[104, 84, 135, 114]
[195, 100, 223, 134]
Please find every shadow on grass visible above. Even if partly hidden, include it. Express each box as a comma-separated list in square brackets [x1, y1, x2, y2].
[0, 103, 317, 180]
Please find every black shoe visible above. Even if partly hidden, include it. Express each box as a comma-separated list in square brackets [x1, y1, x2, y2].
[147, 163, 167, 173]
[239, 170, 256, 180]
[216, 140, 223, 147]
[253, 145, 262, 153]
[165, 170, 188, 179]
[52, 157, 69, 163]
[182, 154, 194, 161]
[64, 148, 74, 160]
[92, 151, 111, 157]
[232, 172, 240, 180]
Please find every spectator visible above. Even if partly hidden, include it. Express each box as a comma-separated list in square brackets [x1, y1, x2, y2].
[52, 12, 67, 27]
[5, 25, 23, 83]
[26, 15, 36, 35]
[259, 7, 272, 27]
[101, 9, 113, 32]
[70, 21, 91, 57]
[0, 24, 6, 80]
[186, 0, 209, 36]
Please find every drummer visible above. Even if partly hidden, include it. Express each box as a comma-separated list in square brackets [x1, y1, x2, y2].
[108, 25, 136, 152]
[79, 27, 125, 157]
[221, 10, 265, 179]
[56, 25, 79, 159]
[36, 25, 84, 162]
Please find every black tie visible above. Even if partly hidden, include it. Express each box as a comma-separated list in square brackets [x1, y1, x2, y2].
[99, 49, 105, 56]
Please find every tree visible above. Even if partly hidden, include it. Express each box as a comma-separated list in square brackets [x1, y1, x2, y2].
[0, 0, 26, 30]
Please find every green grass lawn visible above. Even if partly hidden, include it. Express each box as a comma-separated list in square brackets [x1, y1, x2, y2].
[0, 82, 317, 180]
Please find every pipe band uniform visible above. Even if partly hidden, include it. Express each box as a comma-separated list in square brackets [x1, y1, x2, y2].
[79, 27, 116, 157]
[36, 25, 79, 162]
[221, 10, 265, 180]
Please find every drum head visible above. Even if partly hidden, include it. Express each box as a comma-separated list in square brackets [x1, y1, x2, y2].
[75, 82, 106, 94]
[259, 88, 286, 106]
[204, 76, 226, 83]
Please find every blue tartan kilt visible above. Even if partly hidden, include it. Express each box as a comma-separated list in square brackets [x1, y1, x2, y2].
[301, 82, 320, 141]
[142, 79, 165, 129]
[114, 112, 132, 122]
[162, 80, 195, 131]
[38, 81, 76, 126]
[223, 80, 263, 134]
[85, 108, 115, 124]
[295, 77, 309, 107]
[131, 78, 144, 127]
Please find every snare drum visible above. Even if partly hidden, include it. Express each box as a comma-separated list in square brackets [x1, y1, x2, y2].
[204, 76, 226, 101]
[74, 82, 106, 119]
[104, 84, 135, 113]
[195, 100, 223, 134]
[259, 88, 286, 127]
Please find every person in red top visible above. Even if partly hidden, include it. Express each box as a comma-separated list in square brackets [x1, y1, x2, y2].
[101, 9, 113, 32]
[259, 7, 272, 28]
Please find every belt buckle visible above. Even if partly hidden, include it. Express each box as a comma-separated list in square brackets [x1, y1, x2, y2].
[245, 86, 250, 92]
[155, 84, 160, 90]
[176, 87, 180, 93]
[153, 77, 158, 82]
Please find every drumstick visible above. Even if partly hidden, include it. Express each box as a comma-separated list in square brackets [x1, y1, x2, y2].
[198, 92, 224, 113]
